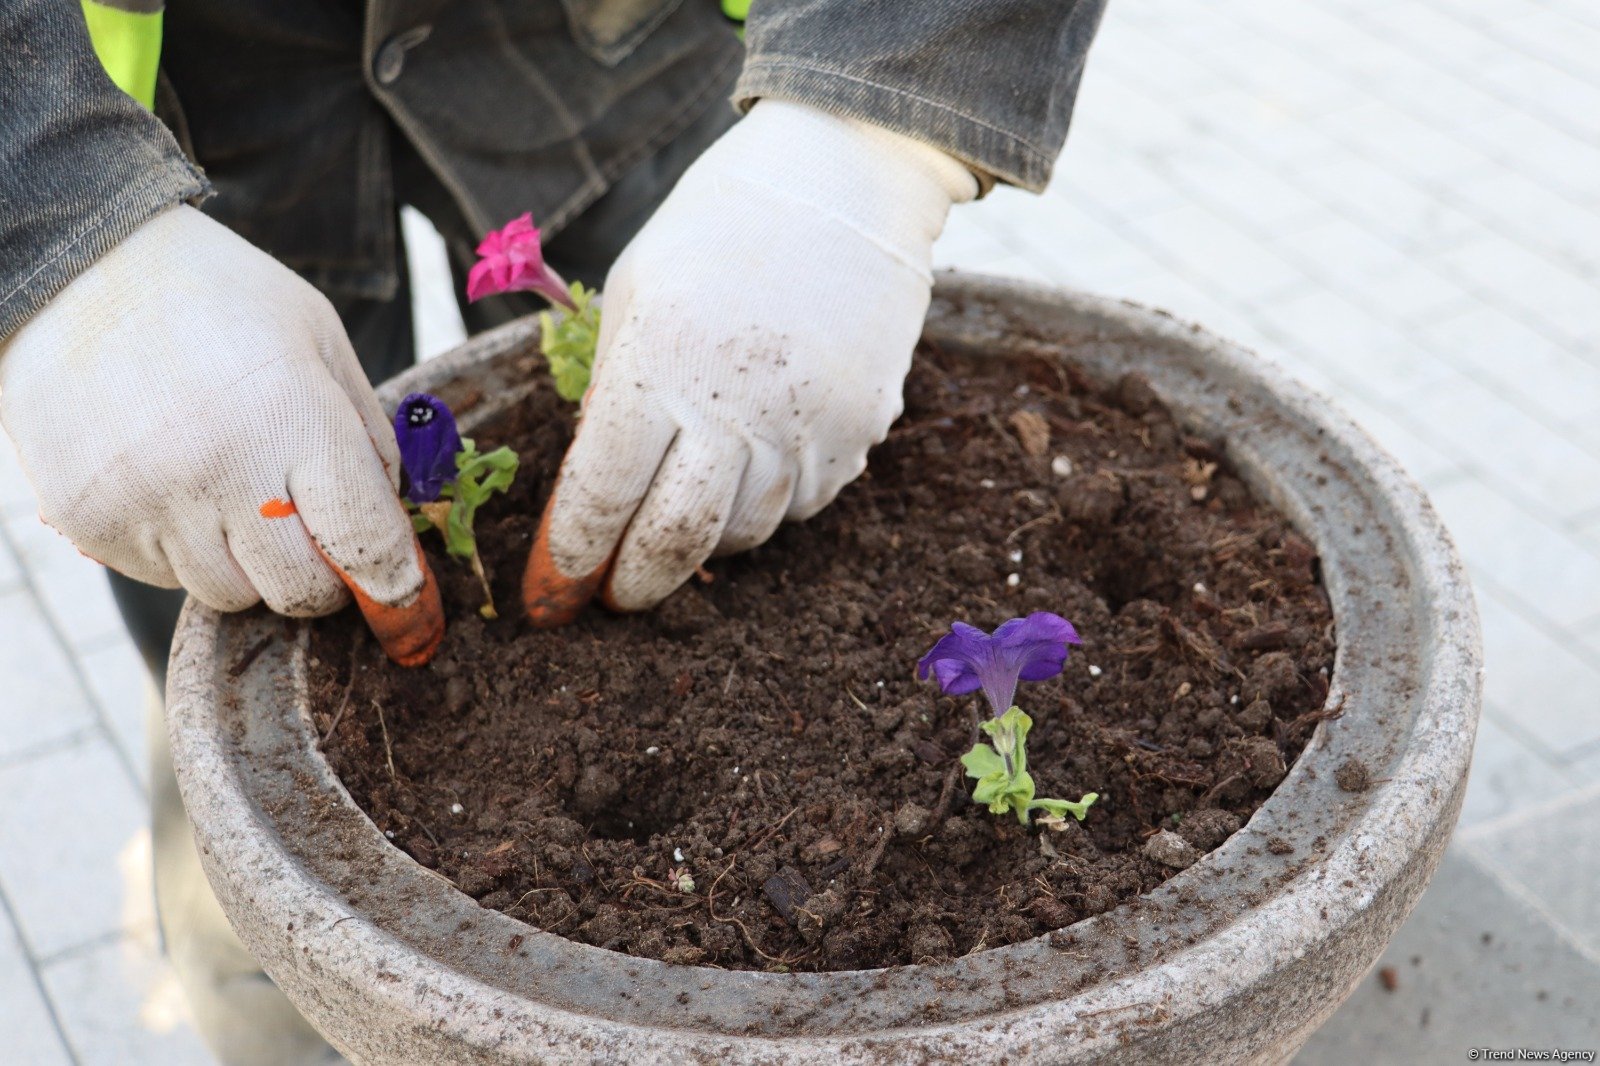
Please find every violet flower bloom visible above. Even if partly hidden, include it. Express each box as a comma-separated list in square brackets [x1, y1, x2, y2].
[465, 213, 577, 309]
[394, 393, 463, 504]
[917, 613, 1082, 718]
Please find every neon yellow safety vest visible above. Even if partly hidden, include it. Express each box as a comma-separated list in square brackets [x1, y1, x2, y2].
[81, 0, 163, 110]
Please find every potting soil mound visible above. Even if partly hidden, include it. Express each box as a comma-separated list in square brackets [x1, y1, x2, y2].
[313, 346, 1335, 972]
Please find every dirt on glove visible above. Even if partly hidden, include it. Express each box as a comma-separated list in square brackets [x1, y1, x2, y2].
[313, 343, 1336, 972]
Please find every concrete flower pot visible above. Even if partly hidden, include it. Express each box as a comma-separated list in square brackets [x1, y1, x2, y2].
[167, 272, 1482, 1064]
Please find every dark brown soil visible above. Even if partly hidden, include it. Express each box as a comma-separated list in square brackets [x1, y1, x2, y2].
[313, 345, 1335, 972]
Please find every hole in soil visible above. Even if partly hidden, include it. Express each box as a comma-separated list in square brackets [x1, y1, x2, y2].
[584, 807, 673, 844]
[568, 766, 692, 845]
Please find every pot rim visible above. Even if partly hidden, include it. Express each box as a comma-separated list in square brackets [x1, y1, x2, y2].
[167, 271, 1481, 1061]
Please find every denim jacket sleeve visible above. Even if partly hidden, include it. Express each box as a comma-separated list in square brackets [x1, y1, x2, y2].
[735, 0, 1107, 193]
[0, 0, 209, 342]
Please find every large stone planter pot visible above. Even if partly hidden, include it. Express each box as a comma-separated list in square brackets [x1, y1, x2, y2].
[167, 272, 1482, 1064]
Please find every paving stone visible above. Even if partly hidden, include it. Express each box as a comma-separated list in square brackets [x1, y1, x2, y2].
[1195, 87, 1355, 169]
[1363, 2, 1520, 69]
[1478, 52, 1600, 142]
[1432, 236, 1600, 351]
[1476, 8, 1600, 84]
[979, 192, 1171, 290]
[1445, 169, 1600, 279]
[1452, 104, 1600, 210]
[1458, 710, 1583, 829]
[2, 512, 126, 651]
[1460, 783, 1600, 961]
[0, 736, 146, 957]
[0, 906, 73, 1065]
[1464, 579, 1600, 756]
[1048, 133, 1194, 221]
[0, 535, 20, 592]
[1310, 391, 1464, 488]
[1426, 480, 1600, 639]
[42, 931, 216, 1066]
[78, 638, 156, 793]
[1267, 215, 1471, 323]
[0, 588, 99, 762]
[1406, 378, 1600, 522]
[1284, 154, 1479, 256]
[1413, 304, 1600, 426]
[1119, 203, 1311, 305]
[1563, 742, 1600, 788]
[0, 442, 37, 514]
[1296, 849, 1600, 1063]
[1248, 288, 1463, 401]
[1311, 101, 1499, 186]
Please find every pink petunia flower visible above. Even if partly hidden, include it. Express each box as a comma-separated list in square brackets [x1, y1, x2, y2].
[465, 213, 577, 309]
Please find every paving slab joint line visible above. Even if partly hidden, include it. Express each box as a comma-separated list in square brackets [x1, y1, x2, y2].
[1553, 734, 1600, 768]
[1452, 835, 1600, 971]
[35, 924, 155, 972]
[1455, 778, 1600, 846]
[0, 726, 104, 775]
[1122, 12, 1600, 377]
[0, 879, 82, 1065]
[0, 519, 147, 801]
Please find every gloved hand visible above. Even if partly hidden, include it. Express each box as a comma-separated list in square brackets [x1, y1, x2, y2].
[0, 205, 443, 665]
[524, 100, 977, 624]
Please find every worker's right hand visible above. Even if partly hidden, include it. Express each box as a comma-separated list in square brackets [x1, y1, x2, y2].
[0, 205, 443, 666]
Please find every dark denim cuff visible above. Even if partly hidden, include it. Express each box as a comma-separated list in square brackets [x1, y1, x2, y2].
[0, 0, 210, 342]
[0, 157, 207, 342]
[733, 0, 1106, 195]
[735, 60, 1026, 193]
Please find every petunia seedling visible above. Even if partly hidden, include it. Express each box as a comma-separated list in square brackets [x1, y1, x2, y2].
[917, 613, 1099, 827]
[395, 393, 519, 619]
[467, 212, 601, 402]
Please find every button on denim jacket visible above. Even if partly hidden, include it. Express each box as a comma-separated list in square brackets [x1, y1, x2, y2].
[0, 0, 1106, 341]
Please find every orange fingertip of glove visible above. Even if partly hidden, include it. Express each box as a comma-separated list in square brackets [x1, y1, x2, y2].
[317, 538, 445, 667]
[259, 497, 298, 518]
[522, 492, 608, 628]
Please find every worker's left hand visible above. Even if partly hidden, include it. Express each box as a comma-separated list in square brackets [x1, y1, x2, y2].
[524, 100, 977, 623]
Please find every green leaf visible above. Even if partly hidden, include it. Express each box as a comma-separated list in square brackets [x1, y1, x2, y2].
[431, 439, 520, 561]
[539, 281, 601, 402]
[970, 770, 1013, 813]
[961, 743, 1006, 779]
[1030, 792, 1099, 822]
[411, 512, 432, 534]
[1008, 769, 1038, 821]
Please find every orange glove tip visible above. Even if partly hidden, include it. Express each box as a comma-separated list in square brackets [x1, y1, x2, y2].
[316, 538, 446, 668]
[521, 501, 607, 628]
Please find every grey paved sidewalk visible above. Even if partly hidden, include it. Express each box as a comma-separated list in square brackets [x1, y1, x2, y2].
[4, 0, 1600, 1059]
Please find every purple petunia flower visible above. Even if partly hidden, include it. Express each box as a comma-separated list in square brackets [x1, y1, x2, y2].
[394, 393, 463, 504]
[917, 613, 1082, 718]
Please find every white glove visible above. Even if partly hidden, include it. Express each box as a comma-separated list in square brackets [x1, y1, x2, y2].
[0, 205, 443, 664]
[524, 99, 977, 623]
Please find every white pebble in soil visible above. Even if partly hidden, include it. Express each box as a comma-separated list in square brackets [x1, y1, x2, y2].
[980, 478, 997, 489]
[1193, 582, 1207, 594]
[1051, 455, 1073, 477]
[674, 847, 685, 863]
[646, 745, 660, 755]
[450, 803, 464, 814]
[1088, 664, 1103, 677]
[1008, 548, 1023, 563]
[1006, 573, 1021, 587]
